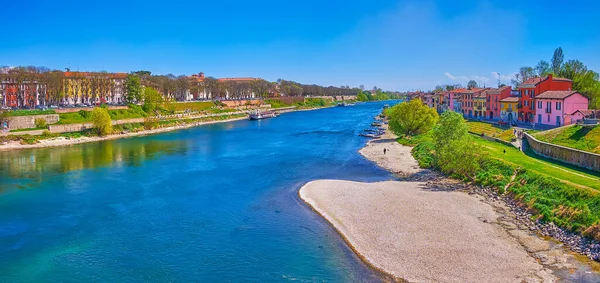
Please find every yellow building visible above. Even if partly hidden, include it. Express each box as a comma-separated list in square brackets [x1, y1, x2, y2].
[473, 93, 487, 118]
[500, 96, 519, 123]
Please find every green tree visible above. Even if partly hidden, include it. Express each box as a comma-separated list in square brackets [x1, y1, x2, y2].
[142, 87, 164, 114]
[535, 60, 551, 77]
[34, 118, 47, 129]
[467, 80, 478, 89]
[388, 99, 439, 136]
[356, 91, 369, 102]
[91, 107, 112, 136]
[552, 47, 564, 74]
[125, 74, 142, 103]
[432, 111, 482, 180]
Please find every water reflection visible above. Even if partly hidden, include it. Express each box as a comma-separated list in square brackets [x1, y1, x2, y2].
[0, 138, 188, 191]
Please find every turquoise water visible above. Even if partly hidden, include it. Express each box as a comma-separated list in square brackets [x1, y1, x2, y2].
[0, 102, 393, 282]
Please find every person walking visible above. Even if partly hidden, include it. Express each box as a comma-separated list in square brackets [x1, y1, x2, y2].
[383, 148, 387, 155]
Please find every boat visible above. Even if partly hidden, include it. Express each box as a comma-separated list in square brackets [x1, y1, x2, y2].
[249, 110, 277, 120]
[359, 133, 381, 138]
[371, 121, 383, 127]
[383, 104, 390, 109]
[337, 102, 356, 107]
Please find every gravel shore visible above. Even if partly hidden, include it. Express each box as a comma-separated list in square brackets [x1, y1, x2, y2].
[300, 127, 600, 282]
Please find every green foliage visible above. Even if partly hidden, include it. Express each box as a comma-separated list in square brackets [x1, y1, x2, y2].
[534, 125, 600, 154]
[125, 74, 142, 103]
[356, 91, 369, 102]
[144, 117, 159, 130]
[552, 47, 564, 74]
[34, 118, 47, 129]
[6, 109, 56, 116]
[142, 87, 164, 114]
[91, 107, 112, 136]
[388, 99, 438, 136]
[78, 109, 90, 119]
[432, 111, 483, 179]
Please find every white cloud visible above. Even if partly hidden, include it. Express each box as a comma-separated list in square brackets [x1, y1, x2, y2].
[491, 71, 517, 82]
[444, 72, 491, 85]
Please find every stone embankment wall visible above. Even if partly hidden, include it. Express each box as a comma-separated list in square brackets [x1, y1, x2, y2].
[55, 106, 128, 113]
[524, 133, 600, 172]
[221, 99, 261, 108]
[7, 115, 60, 130]
[48, 118, 145, 133]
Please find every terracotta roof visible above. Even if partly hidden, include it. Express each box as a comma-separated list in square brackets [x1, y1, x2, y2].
[462, 88, 488, 94]
[486, 86, 511, 95]
[500, 97, 519, 102]
[518, 75, 572, 87]
[536, 90, 579, 100]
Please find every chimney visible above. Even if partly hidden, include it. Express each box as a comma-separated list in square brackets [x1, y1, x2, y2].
[547, 74, 553, 81]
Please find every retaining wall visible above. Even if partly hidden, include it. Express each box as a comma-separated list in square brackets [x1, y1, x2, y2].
[524, 132, 600, 172]
[7, 114, 60, 130]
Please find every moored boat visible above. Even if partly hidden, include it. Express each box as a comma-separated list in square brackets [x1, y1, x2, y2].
[249, 110, 277, 120]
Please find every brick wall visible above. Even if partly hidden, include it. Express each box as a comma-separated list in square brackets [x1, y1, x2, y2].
[7, 114, 60, 130]
[524, 132, 600, 172]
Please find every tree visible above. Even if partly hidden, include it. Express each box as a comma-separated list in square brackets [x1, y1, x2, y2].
[142, 87, 164, 114]
[91, 107, 112, 136]
[125, 74, 142, 103]
[511, 67, 535, 87]
[356, 91, 369, 102]
[431, 111, 482, 180]
[388, 99, 439, 136]
[535, 60, 551, 77]
[467, 80, 478, 89]
[552, 47, 564, 74]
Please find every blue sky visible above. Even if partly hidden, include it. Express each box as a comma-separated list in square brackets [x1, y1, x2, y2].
[2, 0, 599, 91]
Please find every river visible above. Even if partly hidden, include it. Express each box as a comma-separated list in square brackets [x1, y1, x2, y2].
[0, 102, 393, 282]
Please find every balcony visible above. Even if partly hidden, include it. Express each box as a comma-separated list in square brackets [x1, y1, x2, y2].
[517, 103, 523, 109]
[476, 106, 483, 110]
[545, 108, 552, 113]
[507, 108, 513, 113]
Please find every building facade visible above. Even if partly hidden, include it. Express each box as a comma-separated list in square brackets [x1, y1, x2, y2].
[534, 90, 589, 126]
[485, 86, 512, 120]
[500, 96, 519, 124]
[517, 74, 573, 123]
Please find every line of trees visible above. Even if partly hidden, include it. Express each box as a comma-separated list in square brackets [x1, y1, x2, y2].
[513, 47, 600, 108]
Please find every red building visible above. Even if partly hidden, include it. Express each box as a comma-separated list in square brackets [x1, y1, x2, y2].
[460, 88, 487, 118]
[517, 74, 573, 123]
[485, 86, 512, 119]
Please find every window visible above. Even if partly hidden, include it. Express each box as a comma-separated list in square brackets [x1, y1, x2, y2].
[556, 102, 562, 110]
[524, 100, 528, 106]
[547, 101, 551, 110]
[538, 101, 542, 109]
[525, 90, 529, 96]
[531, 90, 535, 97]
[501, 103, 504, 108]
[548, 115, 550, 122]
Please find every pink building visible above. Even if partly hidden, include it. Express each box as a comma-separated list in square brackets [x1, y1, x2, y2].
[534, 90, 589, 126]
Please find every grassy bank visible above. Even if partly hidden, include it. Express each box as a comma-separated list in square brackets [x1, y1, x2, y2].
[1, 113, 247, 146]
[399, 131, 600, 241]
[466, 121, 514, 142]
[534, 125, 600, 154]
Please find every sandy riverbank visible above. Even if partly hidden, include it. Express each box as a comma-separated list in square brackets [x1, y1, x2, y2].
[299, 127, 600, 282]
[300, 180, 553, 282]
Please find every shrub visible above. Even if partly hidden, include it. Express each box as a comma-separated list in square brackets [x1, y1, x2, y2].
[388, 99, 438, 136]
[144, 117, 159, 130]
[78, 109, 90, 119]
[91, 107, 112, 136]
[34, 118, 47, 129]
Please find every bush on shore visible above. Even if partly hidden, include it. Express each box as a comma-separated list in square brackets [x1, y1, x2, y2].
[388, 99, 438, 136]
[91, 107, 112, 136]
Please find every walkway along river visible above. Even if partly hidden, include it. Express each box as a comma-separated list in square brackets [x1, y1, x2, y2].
[0, 102, 393, 282]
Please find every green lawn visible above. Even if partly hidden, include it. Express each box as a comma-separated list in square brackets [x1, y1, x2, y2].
[534, 125, 600, 154]
[467, 121, 514, 142]
[57, 107, 147, 124]
[6, 109, 56, 116]
[472, 135, 600, 191]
